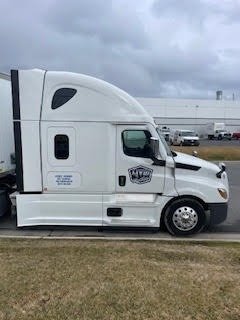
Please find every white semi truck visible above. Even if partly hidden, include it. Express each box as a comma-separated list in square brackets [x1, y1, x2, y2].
[0, 69, 229, 236]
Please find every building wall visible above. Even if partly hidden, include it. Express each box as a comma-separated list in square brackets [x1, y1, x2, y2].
[136, 97, 240, 136]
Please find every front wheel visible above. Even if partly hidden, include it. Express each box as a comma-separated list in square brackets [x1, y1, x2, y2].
[164, 199, 206, 236]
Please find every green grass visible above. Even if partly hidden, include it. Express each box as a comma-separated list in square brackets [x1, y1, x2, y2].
[172, 146, 240, 161]
[0, 239, 240, 320]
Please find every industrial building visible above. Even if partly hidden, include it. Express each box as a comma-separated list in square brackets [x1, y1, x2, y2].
[136, 95, 240, 137]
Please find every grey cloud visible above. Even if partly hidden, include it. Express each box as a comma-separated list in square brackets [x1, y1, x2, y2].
[151, 0, 207, 25]
[46, 0, 148, 49]
[152, 0, 240, 26]
[0, 0, 240, 99]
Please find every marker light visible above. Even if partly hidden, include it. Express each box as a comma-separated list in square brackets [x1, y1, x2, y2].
[218, 188, 228, 200]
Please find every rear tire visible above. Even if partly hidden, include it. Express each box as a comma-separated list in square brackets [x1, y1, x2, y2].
[164, 198, 206, 236]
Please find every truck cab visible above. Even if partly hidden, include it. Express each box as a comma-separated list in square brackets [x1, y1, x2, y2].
[10, 69, 229, 236]
[215, 130, 232, 140]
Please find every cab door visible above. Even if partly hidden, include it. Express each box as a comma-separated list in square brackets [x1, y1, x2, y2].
[116, 125, 165, 194]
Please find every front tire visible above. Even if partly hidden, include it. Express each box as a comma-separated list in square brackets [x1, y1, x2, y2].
[164, 198, 206, 236]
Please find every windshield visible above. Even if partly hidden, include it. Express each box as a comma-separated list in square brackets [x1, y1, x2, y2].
[181, 131, 196, 136]
[156, 128, 172, 156]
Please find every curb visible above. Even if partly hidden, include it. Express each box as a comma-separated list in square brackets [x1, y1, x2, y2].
[0, 233, 240, 242]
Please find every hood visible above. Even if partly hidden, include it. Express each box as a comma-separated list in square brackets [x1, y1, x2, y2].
[182, 136, 199, 140]
[174, 152, 219, 174]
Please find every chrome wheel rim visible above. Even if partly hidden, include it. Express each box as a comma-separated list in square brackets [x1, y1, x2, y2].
[172, 206, 198, 231]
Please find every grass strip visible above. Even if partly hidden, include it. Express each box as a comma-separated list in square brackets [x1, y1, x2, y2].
[172, 145, 240, 161]
[0, 239, 239, 320]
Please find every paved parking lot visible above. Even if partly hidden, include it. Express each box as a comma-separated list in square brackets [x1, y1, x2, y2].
[200, 138, 240, 147]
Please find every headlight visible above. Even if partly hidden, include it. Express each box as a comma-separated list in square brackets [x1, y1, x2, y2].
[218, 188, 228, 200]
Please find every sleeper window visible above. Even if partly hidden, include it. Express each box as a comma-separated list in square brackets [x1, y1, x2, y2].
[51, 88, 77, 110]
[122, 130, 152, 158]
[54, 135, 69, 159]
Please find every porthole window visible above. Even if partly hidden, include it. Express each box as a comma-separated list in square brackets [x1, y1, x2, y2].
[54, 135, 69, 159]
[51, 88, 77, 110]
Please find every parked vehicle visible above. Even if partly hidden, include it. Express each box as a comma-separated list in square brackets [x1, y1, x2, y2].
[169, 129, 200, 146]
[157, 126, 170, 141]
[232, 132, 240, 140]
[205, 122, 232, 140]
[0, 69, 229, 236]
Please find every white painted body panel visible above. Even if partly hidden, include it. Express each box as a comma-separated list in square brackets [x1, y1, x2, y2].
[173, 152, 229, 201]
[41, 71, 152, 124]
[18, 69, 45, 120]
[102, 194, 171, 227]
[0, 75, 15, 176]
[21, 121, 42, 191]
[41, 122, 116, 193]
[16, 193, 102, 226]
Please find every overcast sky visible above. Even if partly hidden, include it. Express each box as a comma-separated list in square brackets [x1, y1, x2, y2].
[1, 0, 240, 99]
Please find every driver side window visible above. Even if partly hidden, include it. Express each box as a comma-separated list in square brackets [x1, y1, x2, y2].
[122, 130, 152, 158]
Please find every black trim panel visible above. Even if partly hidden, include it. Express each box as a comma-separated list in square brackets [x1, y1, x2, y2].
[152, 159, 166, 166]
[176, 162, 201, 171]
[11, 69, 24, 192]
[107, 208, 123, 217]
[11, 70, 20, 120]
[13, 122, 24, 192]
[208, 202, 228, 225]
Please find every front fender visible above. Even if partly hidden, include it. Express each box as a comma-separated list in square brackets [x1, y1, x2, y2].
[175, 175, 228, 204]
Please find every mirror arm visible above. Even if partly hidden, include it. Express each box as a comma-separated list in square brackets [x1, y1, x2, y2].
[151, 156, 166, 166]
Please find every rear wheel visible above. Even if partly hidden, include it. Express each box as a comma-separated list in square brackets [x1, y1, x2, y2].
[164, 198, 206, 236]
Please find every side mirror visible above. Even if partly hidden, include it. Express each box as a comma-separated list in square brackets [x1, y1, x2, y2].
[150, 137, 159, 158]
[149, 137, 166, 166]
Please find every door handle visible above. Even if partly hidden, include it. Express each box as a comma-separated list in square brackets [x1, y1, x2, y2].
[119, 176, 126, 186]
